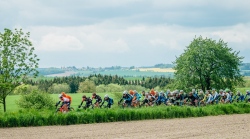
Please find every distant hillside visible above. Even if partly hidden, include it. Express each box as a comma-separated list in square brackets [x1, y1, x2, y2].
[140, 64, 175, 68]
[36, 63, 250, 77]
[240, 63, 250, 70]
[37, 68, 65, 76]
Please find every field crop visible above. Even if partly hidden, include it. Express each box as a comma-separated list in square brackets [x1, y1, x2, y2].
[138, 68, 175, 72]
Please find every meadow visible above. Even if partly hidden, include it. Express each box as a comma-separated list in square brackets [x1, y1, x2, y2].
[1, 85, 250, 112]
[0, 93, 118, 112]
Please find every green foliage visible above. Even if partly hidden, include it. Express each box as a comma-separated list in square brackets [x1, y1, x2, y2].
[96, 84, 123, 93]
[48, 83, 70, 94]
[23, 74, 172, 94]
[173, 36, 244, 92]
[77, 79, 96, 93]
[96, 84, 106, 93]
[0, 28, 39, 112]
[122, 85, 147, 92]
[12, 84, 39, 95]
[0, 103, 249, 127]
[106, 84, 123, 92]
[113, 92, 123, 100]
[16, 91, 54, 109]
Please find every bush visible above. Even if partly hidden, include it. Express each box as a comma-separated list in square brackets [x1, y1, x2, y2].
[122, 85, 147, 92]
[107, 84, 124, 92]
[96, 84, 106, 93]
[16, 91, 54, 109]
[77, 79, 96, 93]
[48, 83, 70, 94]
[12, 84, 39, 95]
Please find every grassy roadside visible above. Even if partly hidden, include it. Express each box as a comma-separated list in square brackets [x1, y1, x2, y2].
[0, 103, 249, 128]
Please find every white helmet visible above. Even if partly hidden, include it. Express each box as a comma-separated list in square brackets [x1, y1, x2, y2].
[123, 90, 128, 95]
[104, 94, 109, 98]
[58, 94, 62, 98]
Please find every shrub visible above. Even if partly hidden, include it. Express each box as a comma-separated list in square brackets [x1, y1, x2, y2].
[77, 79, 96, 93]
[16, 90, 54, 109]
[96, 84, 106, 93]
[48, 83, 70, 94]
[122, 85, 147, 92]
[106, 84, 123, 92]
[12, 84, 39, 95]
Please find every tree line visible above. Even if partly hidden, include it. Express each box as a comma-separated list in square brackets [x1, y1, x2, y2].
[23, 74, 172, 93]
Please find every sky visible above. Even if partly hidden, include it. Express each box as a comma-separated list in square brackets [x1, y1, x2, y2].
[1, 0, 250, 68]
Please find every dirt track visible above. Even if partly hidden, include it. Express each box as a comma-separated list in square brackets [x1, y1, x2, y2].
[1, 114, 250, 139]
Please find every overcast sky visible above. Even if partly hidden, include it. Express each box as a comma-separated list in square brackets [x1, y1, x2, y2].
[1, 0, 250, 68]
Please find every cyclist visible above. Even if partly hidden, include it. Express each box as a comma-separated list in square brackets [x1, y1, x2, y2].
[61, 92, 72, 109]
[148, 92, 156, 106]
[206, 91, 214, 104]
[92, 92, 102, 107]
[198, 90, 205, 106]
[150, 88, 156, 96]
[156, 92, 167, 105]
[78, 95, 93, 109]
[245, 90, 250, 102]
[224, 89, 231, 103]
[119, 90, 133, 107]
[186, 92, 199, 106]
[175, 90, 185, 106]
[131, 90, 141, 107]
[56, 94, 70, 111]
[100, 94, 114, 108]
[141, 92, 150, 106]
[233, 91, 245, 102]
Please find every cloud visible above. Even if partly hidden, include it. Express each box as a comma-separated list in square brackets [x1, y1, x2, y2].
[28, 21, 250, 54]
[29, 25, 130, 53]
[1, 0, 250, 67]
[211, 24, 250, 43]
[37, 34, 84, 51]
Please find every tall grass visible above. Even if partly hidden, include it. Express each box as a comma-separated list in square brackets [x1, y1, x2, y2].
[0, 103, 250, 128]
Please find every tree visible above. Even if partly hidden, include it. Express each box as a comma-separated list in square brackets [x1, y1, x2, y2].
[48, 83, 70, 94]
[77, 79, 96, 93]
[0, 28, 39, 112]
[173, 36, 244, 92]
[12, 84, 39, 95]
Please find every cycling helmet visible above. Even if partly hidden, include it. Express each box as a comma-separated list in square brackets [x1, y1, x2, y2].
[104, 94, 108, 98]
[123, 90, 128, 95]
[58, 94, 62, 98]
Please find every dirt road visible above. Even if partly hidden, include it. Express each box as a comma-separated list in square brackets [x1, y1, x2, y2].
[1, 114, 250, 139]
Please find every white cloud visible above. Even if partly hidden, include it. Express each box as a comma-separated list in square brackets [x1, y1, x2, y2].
[211, 24, 250, 43]
[37, 34, 84, 51]
[28, 22, 250, 54]
[2, 0, 250, 67]
[29, 25, 130, 53]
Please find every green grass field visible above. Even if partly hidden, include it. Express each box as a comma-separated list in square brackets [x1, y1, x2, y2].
[0, 93, 119, 112]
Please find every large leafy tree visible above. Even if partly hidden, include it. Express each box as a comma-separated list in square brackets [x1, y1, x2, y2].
[173, 36, 244, 92]
[0, 28, 39, 112]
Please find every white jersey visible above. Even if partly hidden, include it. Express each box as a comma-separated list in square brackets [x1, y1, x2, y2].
[61, 97, 70, 102]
